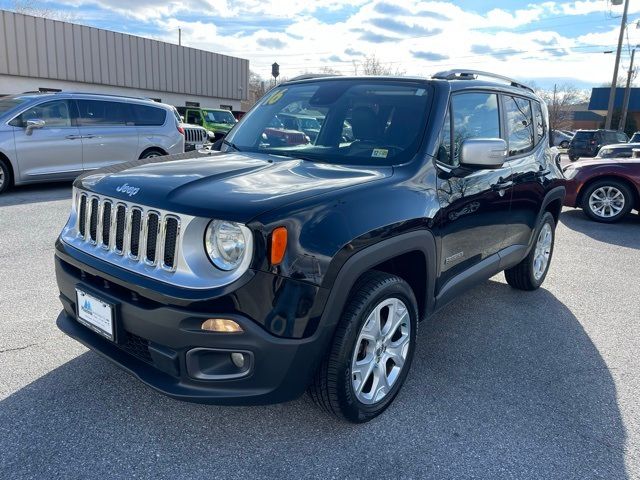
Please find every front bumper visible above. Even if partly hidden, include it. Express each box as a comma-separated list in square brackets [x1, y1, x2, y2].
[55, 246, 333, 405]
[563, 179, 580, 207]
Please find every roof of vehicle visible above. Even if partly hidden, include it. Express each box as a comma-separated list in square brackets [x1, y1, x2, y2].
[3, 91, 169, 107]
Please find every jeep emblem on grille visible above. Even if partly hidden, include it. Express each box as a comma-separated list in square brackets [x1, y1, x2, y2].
[116, 183, 140, 197]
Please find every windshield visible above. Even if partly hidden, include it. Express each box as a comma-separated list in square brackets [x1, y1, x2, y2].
[598, 147, 633, 158]
[224, 80, 431, 166]
[0, 97, 31, 116]
[204, 110, 236, 124]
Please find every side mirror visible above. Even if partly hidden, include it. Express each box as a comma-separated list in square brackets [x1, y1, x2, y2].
[25, 119, 45, 135]
[459, 138, 508, 168]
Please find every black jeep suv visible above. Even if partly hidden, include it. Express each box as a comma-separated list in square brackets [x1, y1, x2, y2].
[55, 71, 565, 423]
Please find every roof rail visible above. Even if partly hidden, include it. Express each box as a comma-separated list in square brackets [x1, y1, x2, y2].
[286, 73, 341, 82]
[53, 91, 153, 101]
[432, 69, 534, 93]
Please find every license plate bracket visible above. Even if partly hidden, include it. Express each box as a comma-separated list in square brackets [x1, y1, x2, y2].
[75, 287, 117, 342]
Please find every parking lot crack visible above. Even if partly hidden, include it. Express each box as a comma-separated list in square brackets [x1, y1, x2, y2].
[0, 343, 38, 354]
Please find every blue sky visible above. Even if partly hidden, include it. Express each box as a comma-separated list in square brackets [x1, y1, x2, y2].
[1, 0, 638, 89]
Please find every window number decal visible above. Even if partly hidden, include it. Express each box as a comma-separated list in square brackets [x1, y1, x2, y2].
[264, 89, 286, 106]
[371, 148, 389, 159]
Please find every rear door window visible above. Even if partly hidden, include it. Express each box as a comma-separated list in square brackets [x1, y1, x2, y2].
[132, 104, 167, 126]
[504, 96, 534, 156]
[533, 101, 545, 144]
[77, 100, 132, 126]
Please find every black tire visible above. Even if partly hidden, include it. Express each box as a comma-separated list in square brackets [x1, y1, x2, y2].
[581, 179, 634, 223]
[139, 149, 165, 159]
[308, 271, 418, 423]
[560, 140, 569, 149]
[569, 154, 578, 162]
[0, 158, 12, 194]
[505, 212, 556, 291]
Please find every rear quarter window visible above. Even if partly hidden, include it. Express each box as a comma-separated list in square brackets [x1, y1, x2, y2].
[132, 104, 167, 126]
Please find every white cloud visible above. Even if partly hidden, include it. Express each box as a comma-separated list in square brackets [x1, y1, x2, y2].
[35, 0, 636, 87]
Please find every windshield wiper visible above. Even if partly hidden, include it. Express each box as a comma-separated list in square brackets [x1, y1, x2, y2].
[222, 139, 242, 152]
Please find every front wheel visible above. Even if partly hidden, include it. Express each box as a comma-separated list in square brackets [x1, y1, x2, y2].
[581, 180, 633, 223]
[505, 212, 556, 291]
[309, 271, 417, 423]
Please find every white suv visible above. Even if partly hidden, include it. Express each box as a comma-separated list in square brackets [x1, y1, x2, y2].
[0, 92, 185, 194]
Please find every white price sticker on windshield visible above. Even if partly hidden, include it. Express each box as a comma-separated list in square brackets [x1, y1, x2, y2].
[372, 148, 388, 159]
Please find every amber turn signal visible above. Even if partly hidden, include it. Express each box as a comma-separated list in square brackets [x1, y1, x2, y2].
[201, 318, 243, 333]
[270, 227, 288, 265]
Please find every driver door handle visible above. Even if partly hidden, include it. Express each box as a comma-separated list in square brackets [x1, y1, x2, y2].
[66, 135, 82, 140]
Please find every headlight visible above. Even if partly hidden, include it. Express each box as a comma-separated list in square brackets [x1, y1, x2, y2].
[205, 220, 249, 271]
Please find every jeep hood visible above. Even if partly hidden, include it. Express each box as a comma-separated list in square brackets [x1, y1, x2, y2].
[76, 152, 391, 223]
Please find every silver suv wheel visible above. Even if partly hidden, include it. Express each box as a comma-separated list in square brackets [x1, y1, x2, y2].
[533, 223, 552, 281]
[351, 298, 411, 405]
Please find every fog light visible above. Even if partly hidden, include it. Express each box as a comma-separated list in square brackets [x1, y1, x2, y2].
[230, 352, 246, 369]
[201, 318, 243, 333]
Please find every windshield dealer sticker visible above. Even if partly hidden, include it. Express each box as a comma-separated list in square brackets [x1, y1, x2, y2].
[372, 148, 389, 159]
[264, 89, 286, 105]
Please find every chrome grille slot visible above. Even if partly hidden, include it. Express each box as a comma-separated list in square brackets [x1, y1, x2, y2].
[114, 204, 126, 253]
[89, 197, 99, 243]
[130, 208, 142, 259]
[78, 194, 87, 238]
[101, 201, 112, 248]
[145, 212, 160, 264]
[163, 217, 179, 270]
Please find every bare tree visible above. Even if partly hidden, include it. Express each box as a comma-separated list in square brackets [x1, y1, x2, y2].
[241, 70, 268, 110]
[12, 0, 76, 21]
[353, 55, 405, 76]
[536, 83, 585, 132]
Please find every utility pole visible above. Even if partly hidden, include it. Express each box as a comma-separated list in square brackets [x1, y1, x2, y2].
[620, 47, 637, 133]
[605, 0, 630, 130]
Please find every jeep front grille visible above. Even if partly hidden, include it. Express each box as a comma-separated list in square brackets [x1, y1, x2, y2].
[183, 126, 207, 145]
[75, 192, 181, 271]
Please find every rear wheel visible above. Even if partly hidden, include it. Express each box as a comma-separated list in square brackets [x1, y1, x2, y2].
[569, 154, 579, 161]
[560, 140, 569, 149]
[505, 212, 556, 291]
[309, 271, 417, 423]
[0, 158, 12, 194]
[581, 179, 633, 223]
[139, 149, 165, 159]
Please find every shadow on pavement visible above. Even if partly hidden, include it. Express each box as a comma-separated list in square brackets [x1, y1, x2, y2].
[0, 182, 72, 207]
[0, 281, 627, 479]
[560, 208, 639, 250]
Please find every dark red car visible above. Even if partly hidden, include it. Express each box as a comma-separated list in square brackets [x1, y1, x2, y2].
[563, 157, 640, 222]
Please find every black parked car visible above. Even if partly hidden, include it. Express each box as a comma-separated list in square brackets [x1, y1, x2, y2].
[54, 70, 565, 423]
[568, 129, 628, 161]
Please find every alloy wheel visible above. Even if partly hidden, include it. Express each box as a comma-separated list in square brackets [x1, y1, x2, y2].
[588, 186, 626, 219]
[351, 298, 411, 405]
[533, 223, 552, 280]
[0, 169, 4, 190]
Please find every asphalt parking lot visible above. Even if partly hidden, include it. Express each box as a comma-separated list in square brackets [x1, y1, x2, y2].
[0, 182, 639, 479]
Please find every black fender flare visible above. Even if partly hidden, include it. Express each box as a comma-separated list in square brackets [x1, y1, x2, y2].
[528, 185, 566, 250]
[319, 230, 437, 333]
